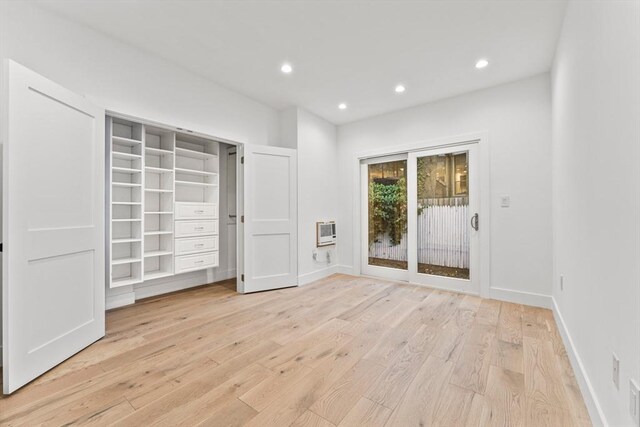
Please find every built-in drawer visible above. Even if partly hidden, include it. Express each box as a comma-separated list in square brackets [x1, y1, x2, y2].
[175, 202, 217, 220]
[175, 236, 218, 256]
[175, 220, 218, 238]
[175, 251, 218, 273]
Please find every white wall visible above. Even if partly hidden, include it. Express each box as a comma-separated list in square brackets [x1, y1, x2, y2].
[337, 74, 553, 304]
[0, 1, 280, 146]
[551, 1, 640, 425]
[285, 108, 340, 284]
[0, 1, 283, 309]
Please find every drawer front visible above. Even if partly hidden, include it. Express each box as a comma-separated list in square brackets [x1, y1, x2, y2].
[175, 236, 218, 255]
[175, 252, 218, 273]
[175, 220, 218, 238]
[175, 203, 217, 220]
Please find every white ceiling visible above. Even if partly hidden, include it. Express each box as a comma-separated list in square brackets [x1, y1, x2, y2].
[37, 0, 567, 125]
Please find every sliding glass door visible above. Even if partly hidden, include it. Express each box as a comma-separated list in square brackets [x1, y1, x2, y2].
[408, 143, 479, 293]
[361, 143, 479, 293]
[361, 154, 409, 281]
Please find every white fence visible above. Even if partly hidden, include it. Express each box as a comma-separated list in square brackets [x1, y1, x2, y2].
[369, 199, 469, 268]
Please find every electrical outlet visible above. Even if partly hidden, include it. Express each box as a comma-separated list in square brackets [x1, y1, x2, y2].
[613, 353, 620, 389]
[560, 275, 564, 291]
[631, 380, 640, 425]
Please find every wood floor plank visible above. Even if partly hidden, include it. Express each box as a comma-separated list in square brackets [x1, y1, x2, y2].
[497, 302, 524, 344]
[484, 365, 525, 427]
[449, 323, 497, 394]
[476, 299, 502, 327]
[195, 398, 258, 427]
[239, 360, 313, 412]
[384, 356, 454, 426]
[336, 397, 392, 427]
[364, 324, 439, 409]
[523, 336, 571, 410]
[0, 274, 591, 427]
[494, 339, 524, 374]
[310, 358, 386, 425]
[431, 383, 475, 426]
[291, 410, 336, 427]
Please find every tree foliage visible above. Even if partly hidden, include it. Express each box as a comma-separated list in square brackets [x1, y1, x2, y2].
[368, 177, 407, 246]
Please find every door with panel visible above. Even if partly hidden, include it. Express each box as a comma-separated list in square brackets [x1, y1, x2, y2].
[239, 145, 297, 293]
[407, 143, 480, 294]
[2, 60, 105, 393]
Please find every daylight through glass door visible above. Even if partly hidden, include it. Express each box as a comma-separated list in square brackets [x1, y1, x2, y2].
[367, 159, 408, 270]
[415, 151, 470, 279]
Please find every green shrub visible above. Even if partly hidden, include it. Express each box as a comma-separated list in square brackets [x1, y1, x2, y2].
[368, 177, 407, 246]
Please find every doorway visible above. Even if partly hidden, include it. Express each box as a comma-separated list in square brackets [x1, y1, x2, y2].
[360, 142, 481, 294]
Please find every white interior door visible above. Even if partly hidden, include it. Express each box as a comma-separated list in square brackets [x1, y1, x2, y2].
[2, 60, 105, 393]
[240, 145, 297, 293]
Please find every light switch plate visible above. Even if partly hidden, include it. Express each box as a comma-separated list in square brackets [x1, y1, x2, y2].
[613, 354, 620, 389]
[631, 380, 640, 425]
[500, 195, 510, 207]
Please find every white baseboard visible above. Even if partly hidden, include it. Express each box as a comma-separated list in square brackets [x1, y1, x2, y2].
[489, 287, 552, 309]
[106, 269, 237, 310]
[135, 269, 236, 301]
[552, 297, 606, 427]
[106, 289, 135, 310]
[298, 264, 339, 286]
[336, 264, 355, 275]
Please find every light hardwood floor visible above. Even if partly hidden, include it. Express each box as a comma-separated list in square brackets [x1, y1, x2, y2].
[0, 274, 591, 426]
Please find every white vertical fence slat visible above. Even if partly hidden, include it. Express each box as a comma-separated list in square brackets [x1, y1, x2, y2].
[369, 198, 469, 268]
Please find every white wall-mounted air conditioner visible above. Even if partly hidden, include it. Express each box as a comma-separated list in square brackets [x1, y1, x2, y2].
[316, 221, 336, 247]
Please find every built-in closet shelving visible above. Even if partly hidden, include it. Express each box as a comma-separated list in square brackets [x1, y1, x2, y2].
[143, 127, 175, 281]
[174, 136, 220, 274]
[109, 118, 144, 287]
[107, 116, 220, 288]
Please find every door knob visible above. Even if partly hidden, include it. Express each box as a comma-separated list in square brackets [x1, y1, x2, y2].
[471, 213, 479, 231]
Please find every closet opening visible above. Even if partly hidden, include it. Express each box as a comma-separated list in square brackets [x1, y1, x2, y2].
[106, 113, 240, 303]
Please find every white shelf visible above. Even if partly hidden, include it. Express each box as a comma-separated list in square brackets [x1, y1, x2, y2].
[113, 202, 142, 206]
[113, 166, 142, 174]
[112, 276, 142, 287]
[112, 218, 142, 222]
[113, 151, 142, 161]
[112, 238, 142, 244]
[175, 167, 217, 177]
[145, 166, 173, 174]
[175, 147, 218, 160]
[113, 136, 142, 147]
[144, 250, 173, 258]
[145, 211, 173, 215]
[145, 188, 173, 193]
[144, 230, 173, 236]
[112, 257, 142, 265]
[175, 180, 217, 188]
[113, 182, 142, 188]
[144, 271, 174, 281]
[146, 147, 174, 156]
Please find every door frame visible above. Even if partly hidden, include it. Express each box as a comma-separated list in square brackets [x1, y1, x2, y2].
[352, 131, 491, 297]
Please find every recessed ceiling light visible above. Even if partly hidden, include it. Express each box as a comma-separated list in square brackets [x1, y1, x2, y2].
[338, 103, 347, 110]
[280, 63, 293, 74]
[475, 59, 489, 69]
[395, 84, 406, 93]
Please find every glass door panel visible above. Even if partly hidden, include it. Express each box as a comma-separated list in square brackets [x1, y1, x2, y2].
[361, 156, 409, 280]
[416, 151, 470, 279]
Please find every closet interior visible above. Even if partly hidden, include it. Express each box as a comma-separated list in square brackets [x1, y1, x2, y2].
[107, 116, 236, 289]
